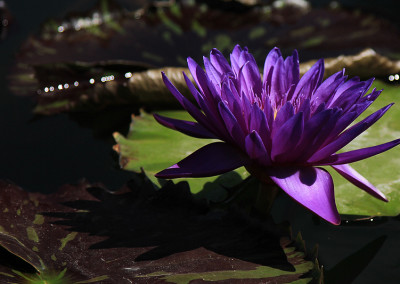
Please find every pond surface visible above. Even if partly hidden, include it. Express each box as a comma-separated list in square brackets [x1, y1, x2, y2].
[1, 1, 400, 283]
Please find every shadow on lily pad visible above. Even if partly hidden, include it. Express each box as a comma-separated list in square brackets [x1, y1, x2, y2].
[45, 173, 293, 271]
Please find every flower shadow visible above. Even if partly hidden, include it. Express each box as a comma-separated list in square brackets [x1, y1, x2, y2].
[43, 173, 295, 271]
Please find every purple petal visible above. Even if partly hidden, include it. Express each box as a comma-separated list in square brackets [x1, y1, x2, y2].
[249, 104, 272, 151]
[241, 60, 262, 97]
[292, 59, 324, 102]
[241, 92, 253, 131]
[269, 167, 340, 225]
[292, 108, 335, 162]
[218, 101, 246, 146]
[238, 47, 257, 69]
[271, 112, 304, 162]
[311, 70, 346, 111]
[328, 78, 374, 112]
[331, 164, 387, 201]
[263, 96, 274, 131]
[245, 131, 271, 166]
[360, 88, 382, 105]
[155, 142, 248, 178]
[284, 49, 300, 88]
[298, 98, 311, 122]
[308, 103, 393, 163]
[270, 57, 286, 108]
[272, 102, 294, 136]
[183, 72, 206, 107]
[210, 48, 233, 75]
[153, 114, 217, 139]
[222, 83, 247, 132]
[263, 47, 282, 83]
[203, 56, 222, 88]
[318, 138, 400, 165]
[187, 57, 220, 104]
[298, 108, 342, 162]
[183, 72, 228, 137]
[230, 45, 243, 75]
[327, 76, 360, 106]
[322, 111, 358, 145]
[162, 72, 208, 126]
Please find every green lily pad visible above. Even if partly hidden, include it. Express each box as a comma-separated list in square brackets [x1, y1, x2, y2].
[0, 175, 321, 283]
[114, 80, 400, 216]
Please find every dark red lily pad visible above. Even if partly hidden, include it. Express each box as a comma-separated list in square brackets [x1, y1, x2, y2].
[0, 173, 321, 283]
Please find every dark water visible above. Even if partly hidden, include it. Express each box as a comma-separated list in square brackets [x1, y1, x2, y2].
[1, 1, 400, 283]
[0, 0, 133, 193]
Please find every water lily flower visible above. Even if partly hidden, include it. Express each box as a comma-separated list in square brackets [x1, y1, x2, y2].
[154, 45, 400, 225]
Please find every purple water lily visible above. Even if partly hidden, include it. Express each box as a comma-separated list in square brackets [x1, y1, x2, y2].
[154, 45, 400, 225]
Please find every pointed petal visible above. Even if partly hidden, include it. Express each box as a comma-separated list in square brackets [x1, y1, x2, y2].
[245, 131, 271, 166]
[187, 57, 220, 104]
[155, 142, 247, 178]
[299, 108, 342, 161]
[183, 72, 206, 107]
[238, 47, 257, 69]
[284, 49, 300, 88]
[271, 112, 304, 162]
[328, 78, 374, 112]
[230, 45, 243, 75]
[319, 139, 400, 165]
[272, 102, 295, 136]
[263, 47, 282, 83]
[327, 76, 359, 106]
[210, 48, 233, 75]
[249, 104, 272, 151]
[162, 72, 208, 126]
[308, 103, 393, 163]
[218, 101, 246, 146]
[292, 108, 334, 162]
[183, 72, 228, 137]
[322, 111, 358, 145]
[311, 70, 346, 111]
[203, 56, 222, 87]
[153, 114, 217, 139]
[331, 164, 387, 201]
[263, 96, 274, 131]
[270, 57, 286, 107]
[241, 60, 262, 96]
[269, 167, 340, 225]
[292, 59, 324, 102]
[298, 98, 311, 122]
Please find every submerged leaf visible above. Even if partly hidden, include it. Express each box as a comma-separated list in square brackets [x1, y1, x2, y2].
[0, 175, 320, 283]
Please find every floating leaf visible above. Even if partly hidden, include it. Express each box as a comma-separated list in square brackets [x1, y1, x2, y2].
[13, 49, 400, 116]
[0, 174, 321, 283]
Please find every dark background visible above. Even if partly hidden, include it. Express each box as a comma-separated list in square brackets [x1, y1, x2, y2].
[1, 1, 400, 283]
